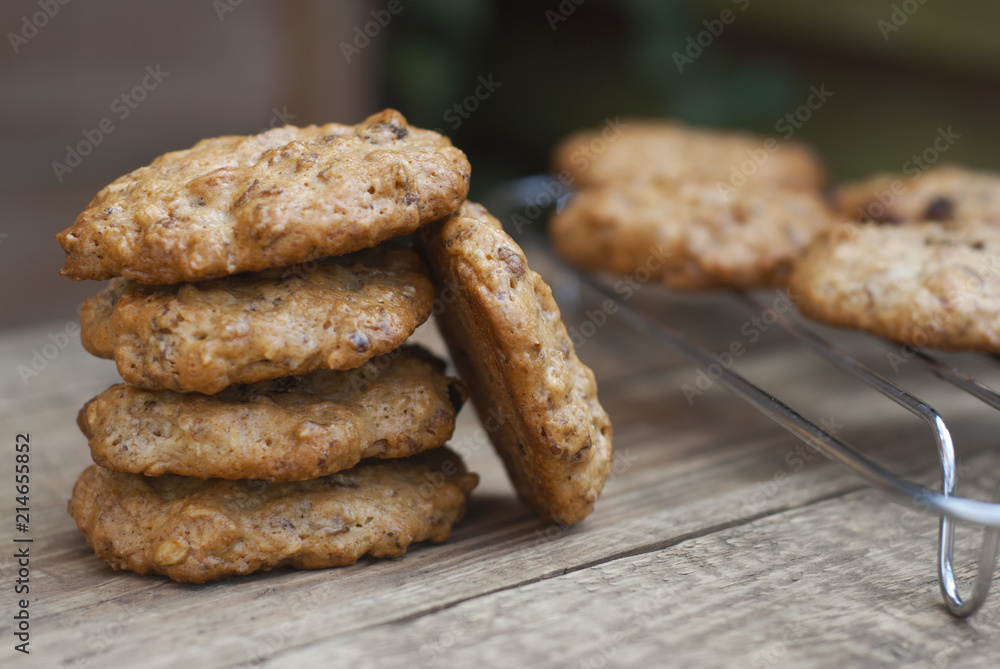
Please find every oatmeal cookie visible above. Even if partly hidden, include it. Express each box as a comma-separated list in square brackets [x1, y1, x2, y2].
[80, 346, 468, 481]
[419, 202, 613, 525]
[68, 447, 478, 583]
[789, 220, 1000, 352]
[552, 119, 825, 190]
[551, 180, 836, 289]
[57, 109, 470, 284]
[834, 165, 1000, 224]
[80, 244, 434, 394]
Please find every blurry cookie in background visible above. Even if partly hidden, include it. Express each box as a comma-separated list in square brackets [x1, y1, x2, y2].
[552, 119, 826, 191]
[834, 165, 1000, 224]
[790, 220, 1000, 352]
[551, 180, 837, 290]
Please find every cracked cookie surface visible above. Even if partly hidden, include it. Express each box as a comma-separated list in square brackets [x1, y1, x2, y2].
[419, 202, 613, 525]
[80, 346, 468, 481]
[551, 180, 836, 289]
[790, 220, 1000, 352]
[80, 244, 434, 395]
[552, 119, 825, 190]
[57, 109, 470, 284]
[68, 447, 478, 583]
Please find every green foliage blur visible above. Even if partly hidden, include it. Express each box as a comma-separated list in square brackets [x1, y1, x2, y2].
[381, 0, 800, 198]
[379, 0, 1000, 200]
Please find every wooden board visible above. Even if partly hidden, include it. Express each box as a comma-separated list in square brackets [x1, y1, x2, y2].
[2, 258, 999, 668]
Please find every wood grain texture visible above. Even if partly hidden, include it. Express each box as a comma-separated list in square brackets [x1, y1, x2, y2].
[1, 268, 999, 668]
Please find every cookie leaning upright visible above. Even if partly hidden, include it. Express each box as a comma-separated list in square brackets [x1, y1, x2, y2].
[56, 109, 471, 284]
[419, 202, 613, 525]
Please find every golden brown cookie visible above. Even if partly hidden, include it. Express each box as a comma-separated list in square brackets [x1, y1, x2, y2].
[68, 448, 478, 583]
[57, 109, 471, 284]
[551, 180, 836, 290]
[789, 220, 1000, 352]
[419, 202, 613, 525]
[79, 346, 467, 481]
[835, 165, 1000, 224]
[552, 119, 825, 190]
[80, 244, 434, 395]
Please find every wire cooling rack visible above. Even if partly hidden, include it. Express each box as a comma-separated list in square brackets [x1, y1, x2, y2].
[486, 175, 1000, 618]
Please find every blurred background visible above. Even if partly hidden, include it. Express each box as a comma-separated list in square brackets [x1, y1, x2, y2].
[1, 0, 998, 328]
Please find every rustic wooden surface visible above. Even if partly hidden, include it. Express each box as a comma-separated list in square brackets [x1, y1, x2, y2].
[2, 254, 1000, 668]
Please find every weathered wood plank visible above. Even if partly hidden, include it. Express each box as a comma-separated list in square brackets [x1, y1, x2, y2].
[2, 283, 1000, 669]
[269, 459, 1000, 669]
[0, 320, 122, 420]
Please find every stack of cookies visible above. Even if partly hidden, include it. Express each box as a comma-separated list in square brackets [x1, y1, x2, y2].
[57, 110, 479, 583]
[57, 110, 616, 582]
[550, 120, 836, 290]
[790, 165, 1000, 352]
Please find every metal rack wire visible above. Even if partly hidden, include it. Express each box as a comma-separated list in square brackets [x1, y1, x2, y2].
[486, 176, 1000, 617]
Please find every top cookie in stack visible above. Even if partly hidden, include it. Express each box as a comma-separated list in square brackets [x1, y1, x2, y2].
[550, 119, 837, 290]
[57, 110, 480, 582]
[58, 109, 470, 284]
